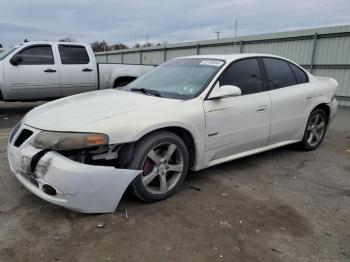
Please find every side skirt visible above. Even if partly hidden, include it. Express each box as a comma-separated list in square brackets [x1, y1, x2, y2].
[208, 140, 300, 168]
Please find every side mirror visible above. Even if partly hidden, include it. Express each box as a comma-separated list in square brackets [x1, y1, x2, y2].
[10, 55, 23, 66]
[208, 85, 242, 99]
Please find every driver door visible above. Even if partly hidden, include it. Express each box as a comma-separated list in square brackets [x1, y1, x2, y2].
[203, 58, 271, 164]
[4, 44, 60, 100]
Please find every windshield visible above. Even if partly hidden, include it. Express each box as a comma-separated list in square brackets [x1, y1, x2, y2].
[126, 58, 225, 99]
[0, 47, 18, 61]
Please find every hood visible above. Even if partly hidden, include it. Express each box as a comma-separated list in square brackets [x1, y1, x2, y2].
[24, 89, 179, 131]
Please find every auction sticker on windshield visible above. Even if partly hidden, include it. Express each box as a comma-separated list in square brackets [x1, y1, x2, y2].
[199, 60, 224, 67]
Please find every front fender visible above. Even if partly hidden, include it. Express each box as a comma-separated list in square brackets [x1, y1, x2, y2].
[77, 98, 207, 170]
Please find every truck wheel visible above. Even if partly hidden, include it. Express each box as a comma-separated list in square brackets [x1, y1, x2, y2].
[128, 131, 189, 202]
[113, 77, 136, 88]
[300, 108, 328, 151]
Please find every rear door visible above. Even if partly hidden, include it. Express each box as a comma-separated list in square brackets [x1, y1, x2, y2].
[203, 58, 271, 164]
[57, 44, 97, 96]
[4, 44, 60, 100]
[261, 57, 316, 144]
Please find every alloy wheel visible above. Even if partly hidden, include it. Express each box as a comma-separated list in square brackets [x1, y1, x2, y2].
[306, 113, 326, 147]
[141, 142, 184, 195]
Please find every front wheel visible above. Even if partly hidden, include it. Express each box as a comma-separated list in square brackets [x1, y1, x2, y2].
[300, 108, 328, 151]
[128, 131, 189, 202]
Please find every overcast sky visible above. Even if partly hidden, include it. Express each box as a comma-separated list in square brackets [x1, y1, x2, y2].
[1, 0, 350, 47]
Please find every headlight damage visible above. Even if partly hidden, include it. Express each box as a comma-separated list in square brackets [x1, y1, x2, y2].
[31, 131, 131, 168]
[32, 131, 109, 150]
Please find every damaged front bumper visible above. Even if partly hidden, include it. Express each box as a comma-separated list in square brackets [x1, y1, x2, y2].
[7, 124, 141, 213]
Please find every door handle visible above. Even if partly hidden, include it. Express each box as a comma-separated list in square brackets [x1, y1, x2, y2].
[256, 106, 268, 113]
[82, 68, 93, 72]
[44, 69, 56, 73]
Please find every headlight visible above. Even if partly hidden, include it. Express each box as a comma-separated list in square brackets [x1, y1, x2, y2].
[32, 131, 109, 150]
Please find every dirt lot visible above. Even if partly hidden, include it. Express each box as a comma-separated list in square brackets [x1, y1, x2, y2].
[0, 101, 349, 262]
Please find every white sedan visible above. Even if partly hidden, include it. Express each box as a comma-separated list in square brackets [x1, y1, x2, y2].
[7, 54, 338, 213]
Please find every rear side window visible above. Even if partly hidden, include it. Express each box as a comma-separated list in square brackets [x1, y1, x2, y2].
[58, 45, 90, 64]
[288, 63, 308, 84]
[17, 45, 54, 65]
[263, 58, 297, 89]
[218, 58, 263, 95]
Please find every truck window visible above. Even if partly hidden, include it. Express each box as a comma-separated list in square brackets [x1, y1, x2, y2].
[58, 45, 90, 64]
[17, 45, 54, 65]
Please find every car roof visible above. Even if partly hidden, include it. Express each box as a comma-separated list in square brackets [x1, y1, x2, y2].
[175, 53, 292, 63]
[18, 41, 87, 46]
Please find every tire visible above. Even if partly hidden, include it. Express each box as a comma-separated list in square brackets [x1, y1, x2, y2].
[300, 108, 328, 151]
[128, 131, 189, 202]
[113, 77, 136, 88]
[113, 81, 129, 88]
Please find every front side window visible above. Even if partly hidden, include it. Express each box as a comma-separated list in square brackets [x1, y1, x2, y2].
[58, 45, 90, 64]
[17, 45, 54, 65]
[263, 58, 297, 89]
[0, 46, 19, 61]
[218, 58, 263, 95]
[126, 58, 225, 99]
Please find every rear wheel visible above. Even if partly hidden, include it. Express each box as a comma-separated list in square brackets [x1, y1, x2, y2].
[113, 77, 136, 88]
[129, 131, 189, 202]
[300, 108, 328, 151]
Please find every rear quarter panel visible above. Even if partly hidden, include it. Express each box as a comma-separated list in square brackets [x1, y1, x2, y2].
[314, 77, 338, 102]
[300, 76, 338, 133]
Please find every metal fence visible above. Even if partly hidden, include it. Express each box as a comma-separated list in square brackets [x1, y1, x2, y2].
[95, 25, 350, 106]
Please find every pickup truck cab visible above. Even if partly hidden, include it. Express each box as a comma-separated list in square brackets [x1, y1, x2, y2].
[0, 41, 153, 101]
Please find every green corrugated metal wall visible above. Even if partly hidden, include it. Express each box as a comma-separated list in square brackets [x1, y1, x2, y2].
[96, 25, 350, 106]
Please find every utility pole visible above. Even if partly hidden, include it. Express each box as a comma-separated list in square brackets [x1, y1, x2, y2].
[234, 19, 238, 46]
[215, 31, 221, 39]
[146, 33, 149, 46]
[103, 40, 106, 52]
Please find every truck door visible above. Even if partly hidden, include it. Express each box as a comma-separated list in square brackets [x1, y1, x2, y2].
[57, 44, 97, 97]
[4, 44, 60, 100]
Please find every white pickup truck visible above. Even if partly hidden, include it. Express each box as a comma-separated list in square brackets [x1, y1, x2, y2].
[0, 41, 154, 101]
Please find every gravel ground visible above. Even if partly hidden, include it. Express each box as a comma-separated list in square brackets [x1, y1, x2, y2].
[0, 101, 349, 262]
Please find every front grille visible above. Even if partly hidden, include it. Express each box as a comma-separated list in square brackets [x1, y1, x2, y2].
[14, 129, 33, 147]
[9, 122, 22, 143]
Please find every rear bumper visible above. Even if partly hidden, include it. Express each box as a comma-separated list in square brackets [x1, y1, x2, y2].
[7, 124, 141, 213]
[328, 97, 338, 124]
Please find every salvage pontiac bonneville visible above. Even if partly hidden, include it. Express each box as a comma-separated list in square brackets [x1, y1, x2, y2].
[7, 54, 338, 213]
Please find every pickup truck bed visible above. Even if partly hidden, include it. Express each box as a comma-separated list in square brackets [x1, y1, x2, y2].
[97, 63, 154, 90]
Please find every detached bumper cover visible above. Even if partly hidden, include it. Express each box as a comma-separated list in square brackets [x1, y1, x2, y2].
[328, 97, 338, 123]
[7, 124, 141, 213]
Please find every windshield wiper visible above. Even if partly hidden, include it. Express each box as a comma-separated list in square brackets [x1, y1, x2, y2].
[130, 88, 162, 97]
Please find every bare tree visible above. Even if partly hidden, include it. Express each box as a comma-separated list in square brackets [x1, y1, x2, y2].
[110, 43, 129, 50]
[91, 41, 111, 52]
[142, 43, 153, 48]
